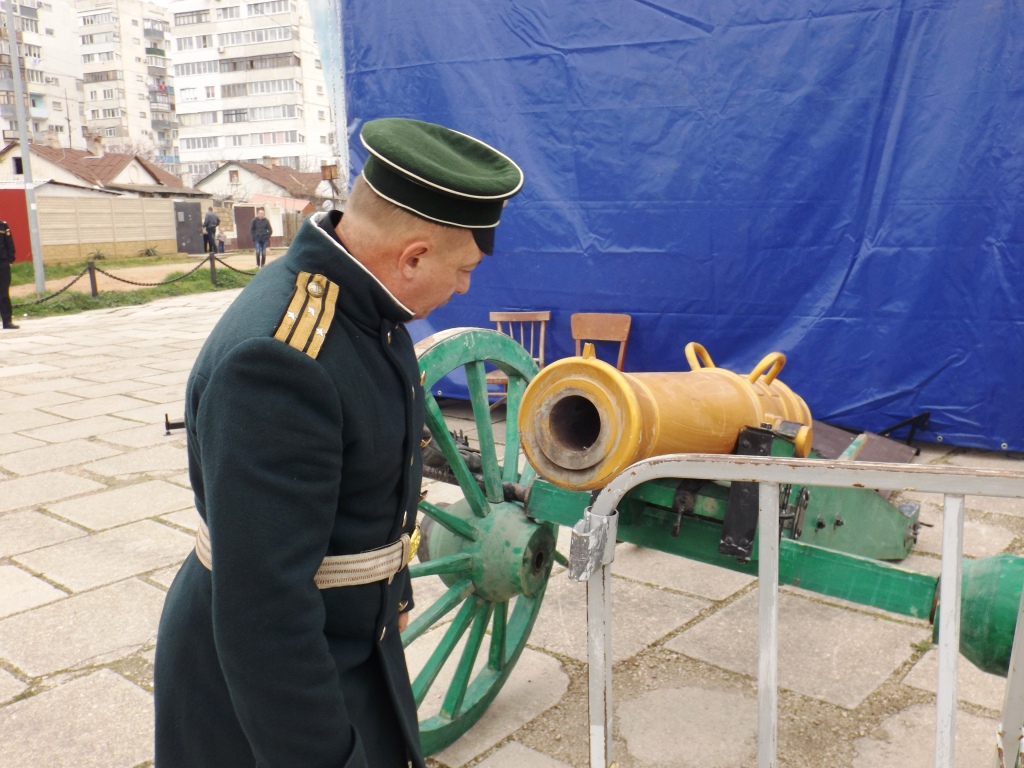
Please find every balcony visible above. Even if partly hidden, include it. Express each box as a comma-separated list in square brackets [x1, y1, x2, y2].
[151, 118, 176, 130]
[147, 65, 166, 76]
[143, 27, 164, 40]
[29, 104, 46, 118]
[145, 47, 165, 57]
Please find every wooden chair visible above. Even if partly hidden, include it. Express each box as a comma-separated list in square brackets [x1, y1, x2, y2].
[571, 312, 632, 370]
[486, 311, 550, 408]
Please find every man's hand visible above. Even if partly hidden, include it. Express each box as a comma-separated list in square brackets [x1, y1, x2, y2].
[398, 611, 411, 633]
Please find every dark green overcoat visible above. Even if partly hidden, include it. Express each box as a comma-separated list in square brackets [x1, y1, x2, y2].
[155, 211, 425, 768]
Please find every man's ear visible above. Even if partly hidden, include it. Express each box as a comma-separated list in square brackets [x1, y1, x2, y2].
[397, 240, 431, 279]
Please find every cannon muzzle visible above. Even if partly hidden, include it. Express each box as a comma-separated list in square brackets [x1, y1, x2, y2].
[518, 342, 814, 491]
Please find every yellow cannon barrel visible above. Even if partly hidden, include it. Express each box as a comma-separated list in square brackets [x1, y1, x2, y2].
[518, 342, 813, 491]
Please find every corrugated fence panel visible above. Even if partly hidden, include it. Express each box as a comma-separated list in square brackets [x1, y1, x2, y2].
[142, 199, 175, 239]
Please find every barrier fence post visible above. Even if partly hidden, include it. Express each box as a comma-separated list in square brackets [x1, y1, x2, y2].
[209, 253, 218, 286]
[87, 260, 98, 297]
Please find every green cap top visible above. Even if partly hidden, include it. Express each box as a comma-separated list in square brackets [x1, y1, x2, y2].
[359, 118, 524, 254]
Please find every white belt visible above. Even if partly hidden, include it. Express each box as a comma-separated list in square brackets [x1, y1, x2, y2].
[194, 519, 419, 589]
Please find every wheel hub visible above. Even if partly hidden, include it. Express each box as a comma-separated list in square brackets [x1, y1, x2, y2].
[419, 499, 555, 602]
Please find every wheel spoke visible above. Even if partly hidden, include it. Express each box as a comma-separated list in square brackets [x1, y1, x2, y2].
[464, 361, 503, 503]
[552, 550, 568, 567]
[501, 374, 527, 484]
[402, 578, 475, 648]
[441, 600, 493, 718]
[411, 597, 478, 707]
[488, 600, 508, 671]
[418, 500, 478, 541]
[409, 552, 474, 578]
[424, 392, 489, 517]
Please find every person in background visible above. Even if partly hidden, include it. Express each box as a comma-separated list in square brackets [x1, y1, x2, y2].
[0, 218, 18, 330]
[216, 228, 226, 254]
[249, 207, 272, 268]
[203, 207, 220, 254]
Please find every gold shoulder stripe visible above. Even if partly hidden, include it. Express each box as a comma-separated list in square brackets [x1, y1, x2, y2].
[305, 280, 339, 359]
[273, 271, 312, 345]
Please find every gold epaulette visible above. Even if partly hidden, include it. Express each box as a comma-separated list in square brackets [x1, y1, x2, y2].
[273, 271, 339, 359]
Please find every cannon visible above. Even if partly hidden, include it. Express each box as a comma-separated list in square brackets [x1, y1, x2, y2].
[404, 327, 1024, 755]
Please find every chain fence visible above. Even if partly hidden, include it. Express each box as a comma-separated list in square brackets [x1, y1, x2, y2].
[11, 254, 256, 309]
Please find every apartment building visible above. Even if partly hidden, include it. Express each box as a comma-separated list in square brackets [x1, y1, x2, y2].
[0, 0, 86, 149]
[170, 0, 336, 183]
[76, 0, 178, 170]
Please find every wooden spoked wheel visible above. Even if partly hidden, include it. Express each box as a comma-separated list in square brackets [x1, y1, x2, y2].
[407, 328, 555, 755]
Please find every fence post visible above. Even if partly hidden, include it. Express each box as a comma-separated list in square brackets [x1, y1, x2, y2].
[209, 253, 217, 286]
[87, 260, 98, 297]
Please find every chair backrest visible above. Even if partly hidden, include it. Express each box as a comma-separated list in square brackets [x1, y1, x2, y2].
[490, 311, 551, 369]
[571, 312, 632, 370]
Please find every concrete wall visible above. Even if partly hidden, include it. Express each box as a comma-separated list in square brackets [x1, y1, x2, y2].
[37, 197, 181, 263]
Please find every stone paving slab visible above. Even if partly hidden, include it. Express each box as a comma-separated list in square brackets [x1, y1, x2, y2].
[476, 742, 573, 768]
[612, 543, 756, 600]
[0, 432, 47, 455]
[530, 573, 710, 663]
[0, 409, 66, 435]
[913, 505, 1016, 558]
[20, 414, 140, 443]
[666, 589, 929, 709]
[0, 439, 122, 476]
[0, 579, 166, 676]
[41, 394, 153, 420]
[0, 472, 106, 514]
[100, 423, 183, 448]
[47, 479, 194, 531]
[618, 686, 758, 768]
[851, 703, 996, 768]
[0, 565, 67, 618]
[0, 511, 87, 558]
[903, 648, 1006, 711]
[78, 443, 188, 478]
[0, 667, 27, 704]
[0, 669, 154, 768]
[14, 520, 193, 592]
[0, 391, 81, 414]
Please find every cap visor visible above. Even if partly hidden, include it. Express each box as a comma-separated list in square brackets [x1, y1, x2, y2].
[472, 227, 495, 255]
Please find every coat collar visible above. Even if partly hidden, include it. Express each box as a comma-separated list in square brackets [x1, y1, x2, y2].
[287, 211, 414, 327]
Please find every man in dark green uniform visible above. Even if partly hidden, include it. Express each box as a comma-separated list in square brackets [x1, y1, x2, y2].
[154, 118, 524, 768]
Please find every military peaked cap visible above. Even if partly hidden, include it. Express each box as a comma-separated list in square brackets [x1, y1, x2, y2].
[360, 118, 524, 254]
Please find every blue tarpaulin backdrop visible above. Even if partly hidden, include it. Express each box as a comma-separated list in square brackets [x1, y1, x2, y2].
[339, 0, 1024, 451]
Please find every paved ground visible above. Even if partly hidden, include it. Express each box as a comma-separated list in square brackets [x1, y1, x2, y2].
[1, 291, 1023, 767]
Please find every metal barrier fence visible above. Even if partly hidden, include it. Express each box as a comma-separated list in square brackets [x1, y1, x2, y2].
[569, 454, 1024, 768]
[12, 255, 257, 309]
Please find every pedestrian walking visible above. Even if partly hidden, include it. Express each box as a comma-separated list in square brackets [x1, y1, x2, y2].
[249, 207, 272, 267]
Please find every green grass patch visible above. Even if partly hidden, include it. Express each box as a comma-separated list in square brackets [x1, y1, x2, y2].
[13, 266, 253, 318]
[10, 254, 197, 287]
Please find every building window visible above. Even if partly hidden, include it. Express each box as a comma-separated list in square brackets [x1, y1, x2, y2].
[13, 157, 23, 175]
[19, 17, 39, 33]
[104, 127, 117, 136]
[81, 12, 115, 25]
[196, 34, 213, 48]
[183, 137, 219, 149]
[52, 101, 63, 110]
[317, 110, 324, 120]
[132, 19, 138, 26]
[89, 91, 97, 100]
[90, 109, 100, 119]
[223, 109, 248, 123]
[181, 88, 197, 101]
[173, 10, 209, 25]
[140, 111, 146, 118]
[247, 1, 289, 15]
[176, 37, 194, 51]
[102, 108, 119, 118]
[82, 53, 95, 63]
[216, 6, 240, 19]
[229, 170, 239, 182]
[316, 85, 323, 94]
[205, 86, 215, 98]
[25, 70, 44, 84]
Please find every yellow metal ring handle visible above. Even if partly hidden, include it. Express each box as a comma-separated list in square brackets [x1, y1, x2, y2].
[747, 351, 786, 384]
[684, 342, 716, 371]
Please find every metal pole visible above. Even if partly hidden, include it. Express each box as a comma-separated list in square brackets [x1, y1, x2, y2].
[87, 260, 97, 297]
[3, 0, 44, 294]
[934, 493, 965, 768]
[758, 482, 780, 768]
[208, 252, 217, 286]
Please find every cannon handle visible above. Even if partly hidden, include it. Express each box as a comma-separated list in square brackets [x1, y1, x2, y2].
[749, 351, 787, 384]
[684, 341, 716, 370]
